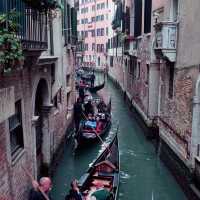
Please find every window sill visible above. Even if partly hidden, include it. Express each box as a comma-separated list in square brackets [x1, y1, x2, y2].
[12, 148, 25, 166]
[136, 36, 142, 40]
[53, 109, 59, 116]
[144, 33, 151, 37]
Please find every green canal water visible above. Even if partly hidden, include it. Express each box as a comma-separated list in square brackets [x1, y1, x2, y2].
[51, 75, 187, 200]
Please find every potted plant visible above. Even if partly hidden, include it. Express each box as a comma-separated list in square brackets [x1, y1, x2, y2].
[0, 11, 24, 74]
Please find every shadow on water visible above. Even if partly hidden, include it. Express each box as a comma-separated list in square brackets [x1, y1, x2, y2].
[51, 72, 187, 200]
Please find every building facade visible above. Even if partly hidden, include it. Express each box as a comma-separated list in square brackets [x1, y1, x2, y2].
[77, 0, 114, 69]
[0, 0, 77, 199]
[108, 0, 200, 198]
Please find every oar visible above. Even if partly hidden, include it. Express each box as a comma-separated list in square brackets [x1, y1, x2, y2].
[22, 166, 50, 200]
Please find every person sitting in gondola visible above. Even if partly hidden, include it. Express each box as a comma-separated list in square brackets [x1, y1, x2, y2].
[65, 179, 83, 200]
[84, 99, 94, 116]
[97, 99, 107, 113]
[85, 114, 97, 130]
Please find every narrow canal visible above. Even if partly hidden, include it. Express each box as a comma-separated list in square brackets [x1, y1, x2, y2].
[51, 75, 187, 200]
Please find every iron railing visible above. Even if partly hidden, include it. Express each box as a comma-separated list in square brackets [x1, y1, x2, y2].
[0, 0, 48, 50]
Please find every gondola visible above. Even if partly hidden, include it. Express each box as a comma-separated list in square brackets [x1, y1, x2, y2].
[78, 133, 120, 200]
[76, 81, 105, 93]
[77, 99, 111, 146]
[89, 81, 105, 93]
[81, 73, 95, 82]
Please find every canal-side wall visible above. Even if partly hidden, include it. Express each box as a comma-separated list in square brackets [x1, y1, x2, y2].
[106, 72, 200, 199]
[159, 138, 200, 200]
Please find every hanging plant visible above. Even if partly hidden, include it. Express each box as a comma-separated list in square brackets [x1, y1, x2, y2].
[22, 0, 63, 12]
[0, 11, 24, 73]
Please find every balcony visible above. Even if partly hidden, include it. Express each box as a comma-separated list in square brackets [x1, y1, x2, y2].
[112, 2, 122, 31]
[0, 0, 48, 51]
[154, 21, 178, 62]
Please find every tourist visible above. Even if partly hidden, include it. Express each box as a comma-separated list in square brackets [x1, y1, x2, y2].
[65, 179, 83, 200]
[29, 177, 52, 200]
[79, 86, 85, 103]
[84, 99, 94, 116]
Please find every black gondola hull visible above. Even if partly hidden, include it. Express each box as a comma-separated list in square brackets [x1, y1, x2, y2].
[78, 134, 120, 200]
[77, 120, 111, 146]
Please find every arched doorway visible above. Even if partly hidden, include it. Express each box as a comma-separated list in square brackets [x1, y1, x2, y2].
[34, 79, 50, 178]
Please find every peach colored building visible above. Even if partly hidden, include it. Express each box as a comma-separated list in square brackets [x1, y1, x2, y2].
[77, 0, 114, 69]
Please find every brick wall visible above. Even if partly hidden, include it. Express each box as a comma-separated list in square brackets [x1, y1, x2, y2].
[159, 65, 199, 160]
[0, 59, 74, 200]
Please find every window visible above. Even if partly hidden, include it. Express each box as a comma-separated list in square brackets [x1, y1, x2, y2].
[91, 29, 95, 37]
[9, 100, 24, 157]
[85, 43, 88, 51]
[91, 17, 95, 22]
[144, 0, 152, 33]
[85, 18, 88, 24]
[81, 0, 84, 4]
[81, 31, 84, 37]
[97, 44, 101, 52]
[51, 64, 55, 84]
[77, 20, 80, 25]
[146, 64, 149, 85]
[81, 19, 84, 24]
[101, 15, 104, 21]
[110, 56, 113, 67]
[129, 56, 137, 77]
[66, 75, 71, 87]
[96, 15, 100, 21]
[137, 62, 141, 79]
[100, 44, 104, 52]
[67, 92, 70, 110]
[97, 4, 101, 10]
[134, 0, 142, 37]
[85, 31, 88, 38]
[172, 0, 178, 21]
[92, 5, 95, 11]
[101, 3, 105, 9]
[168, 62, 174, 99]
[106, 14, 108, 20]
[98, 57, 101, 66]
[106, 27, 108, 36]
[97, 28, 101, 36]
[92, 43, 95, 51]
[101, 28, 104, 36]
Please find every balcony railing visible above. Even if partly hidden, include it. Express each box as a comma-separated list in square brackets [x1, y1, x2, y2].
[0, 0, 48, 50]
[154, 21, 178, 62]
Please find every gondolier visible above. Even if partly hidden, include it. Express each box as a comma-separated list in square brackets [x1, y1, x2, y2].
[29, 177, 52, 200]
[74, 98, 83, 133]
